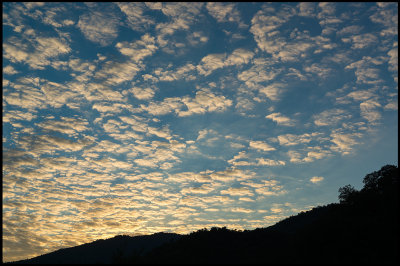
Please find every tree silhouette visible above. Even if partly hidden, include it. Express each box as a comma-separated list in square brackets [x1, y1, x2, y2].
[338, 184, 358, 204]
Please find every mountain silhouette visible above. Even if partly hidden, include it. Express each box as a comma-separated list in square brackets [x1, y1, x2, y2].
[7, 165, 399, 264]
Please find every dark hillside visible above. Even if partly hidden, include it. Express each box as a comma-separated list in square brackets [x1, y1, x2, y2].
[9, 233, 181, 264]
[121, 164, 399, 264]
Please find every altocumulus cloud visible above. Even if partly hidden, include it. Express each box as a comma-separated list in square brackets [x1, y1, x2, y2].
[2, 2, 397, 263]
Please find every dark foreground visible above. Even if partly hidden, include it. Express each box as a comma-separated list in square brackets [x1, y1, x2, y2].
[9, 165, 399, 264]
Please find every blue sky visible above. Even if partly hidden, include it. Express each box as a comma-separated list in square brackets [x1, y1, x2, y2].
[2, 2, 398, 262]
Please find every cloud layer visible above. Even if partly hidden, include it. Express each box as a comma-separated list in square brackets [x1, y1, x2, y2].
[3, 2, 398, 263]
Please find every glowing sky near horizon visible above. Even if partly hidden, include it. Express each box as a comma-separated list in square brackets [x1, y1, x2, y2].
[2, 2, 398, 262]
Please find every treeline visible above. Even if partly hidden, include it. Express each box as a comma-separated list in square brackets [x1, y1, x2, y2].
[116, 165, 399, 264]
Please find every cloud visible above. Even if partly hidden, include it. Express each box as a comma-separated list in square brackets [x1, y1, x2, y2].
[345, 56, 385, 84]
[304, 63, 331, 79]
[277, 133, 313, 146]
[287, 146, 332, 163]
[115, 33, 158, 62]
[231, 207, 254, 213]
[197, 48, 254, 76]
[259, 83, 285, 101]
[345, 90, 376, 102]
[228, 151, 285, 167]
[341, 33, 378, 49]
[94, 60, 141, 86]
[225, 49, 254, 66]
[77, 8, 119, 46]
[266, 112, 295, 126]
[250, 7, 291, 55]
[155, 63, 197, 81]
[3, 36, 71, 70]
[330, 132, 361, 155]
[197, 53, 226, 76]
[313, 109, 352, 126]
[155, 2, 203, 48]
[206, 2, 244, 26]
[220, 187, 254, 197]
[384, 100, 398, 111]
[360, 99, 381, 123]
[245, 179, 287, 196]
[369, 2, 398, 37]
[141, 88, 232, 117]
[35, 117, 89, 136]
[256, 158, 286, 166]
[3, 110, 37, 123]
[249, 140, 276, 152]
[116, 2, 156, 32]
[209, 168, 256, 182]
[387, 43, 398, 73]
[237, 62, 282, 101]
[181, 184, 215, 195]
[310, 176, 324, 184]
[141, 97, 184, 116]
[130, 86, 156, 100]
[3, 65, 19, 75]
[178, 88, 233, 117]
[4, 81, 46, 110]
[336, 25, 363, 36]
[297, 2, 316, 17]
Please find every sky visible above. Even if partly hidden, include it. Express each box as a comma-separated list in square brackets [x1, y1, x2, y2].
[2, 2, 398, 262]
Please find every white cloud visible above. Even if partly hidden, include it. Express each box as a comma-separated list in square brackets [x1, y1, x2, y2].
[225, 49, 254, 66]
[115, 33, 158, 62]
[77, 9, 119, 46]
[256, 158, 285, 166]
[287, 148, 331, 163]
[209, 168, 256, 182]
[360, 99, 381, 123]
[155, 2, 203, 48]
[387, 43, 398, 72]
[178, 88, 233, 117]
[277, 133, 313, 146]
[310, 176, 324, 184]
[36, 117, 89, 136]
[197, 53, 226, 76]
[206, 2, 243, 26]
[384, 100, 398, 111]
[345, 90, 376, 101]
[3, 36, 71, 70]
[304, 63, 331, 79]
[130, 86, 155, 100]
[266, 112, 295, 126]
[3, 110, 37, 122]
[330, 132, 361, 155]
[342, 33, 378, 49]
[141, 97, 183, 116]
[313, 109, 352, 126]
[297, 2, 316, 17]
[369, 2, 398, 37]
[259, 83, 284, 101]
[117, 2, 156, 32]
[336, 25, 363, 36]
[141, 88, 232, 117]
[220, 187, 254, 197]
[95, 60, 141, 86]
[250, 7, 291, 56]
[249, 140, 276, 152]
[3, 65, 19, 75]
